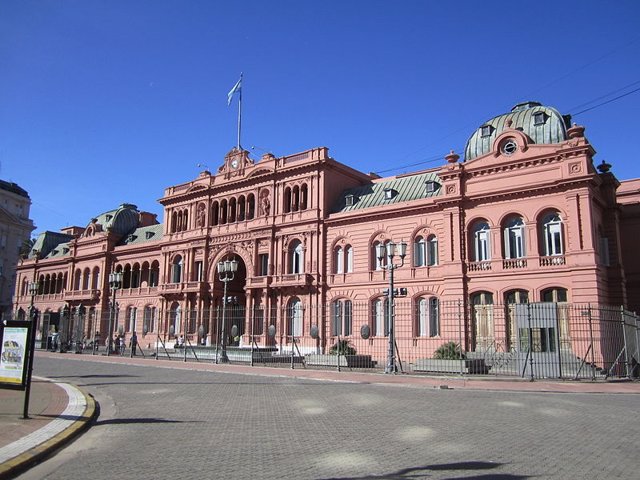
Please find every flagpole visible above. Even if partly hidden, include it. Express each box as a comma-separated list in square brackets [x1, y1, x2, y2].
[237, 73, 243, 150]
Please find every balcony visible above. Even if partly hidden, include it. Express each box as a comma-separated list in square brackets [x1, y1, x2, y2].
[272, 273, 312, 288]
[65, 289, 101, 301]
[248, 276, 272, 288]
[118, 286, 160, 297]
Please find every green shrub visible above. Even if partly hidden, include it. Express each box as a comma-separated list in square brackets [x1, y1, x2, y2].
[433, 341, 465, 360]
[329, 339, 357, 355]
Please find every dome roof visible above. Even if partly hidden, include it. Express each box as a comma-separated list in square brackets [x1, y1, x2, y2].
[92, 203, 140, 236]
[464, 102, 571, 161]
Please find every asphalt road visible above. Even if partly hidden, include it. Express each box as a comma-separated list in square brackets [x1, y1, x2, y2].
[18, 356, 640, 479]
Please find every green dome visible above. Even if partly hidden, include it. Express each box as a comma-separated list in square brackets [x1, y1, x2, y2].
[464, 102, 571, 161]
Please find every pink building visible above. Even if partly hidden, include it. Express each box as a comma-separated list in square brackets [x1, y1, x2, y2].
[13, 102, 640, 375]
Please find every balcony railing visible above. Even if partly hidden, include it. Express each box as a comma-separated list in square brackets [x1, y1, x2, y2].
[468, 261, 492, 272]
[65, 289, 101, 301]
[249, 276, 272, 287]
[272, 273, 311, 288]
[502, 258, 527, 269]
[540, 255, 566, 267]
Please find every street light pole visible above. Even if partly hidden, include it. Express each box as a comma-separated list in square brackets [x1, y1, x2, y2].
[217, 258, 238, 364]
[23, 281, 39, 418]
[376, 240, 407, 374]
[107, 271, 123, 356]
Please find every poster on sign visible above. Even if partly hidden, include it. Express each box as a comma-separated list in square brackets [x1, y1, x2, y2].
[0, 322, 31, 390]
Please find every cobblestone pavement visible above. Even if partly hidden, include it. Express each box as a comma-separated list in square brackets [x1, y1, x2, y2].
[19, 354, 640, 479]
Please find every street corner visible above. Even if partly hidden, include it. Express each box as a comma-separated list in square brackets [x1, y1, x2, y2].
[0, 381, 97, 480]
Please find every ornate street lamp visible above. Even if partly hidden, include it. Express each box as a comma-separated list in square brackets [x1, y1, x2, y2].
[28, 281, 38, 318]
[107, 271, 123, 356]
[216, 258, 238, 363]
[376, 240, 407, 374]
[72, 304, 86, 354]
[60, 303, 70, 353]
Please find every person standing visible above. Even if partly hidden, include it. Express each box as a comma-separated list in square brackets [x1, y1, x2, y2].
[130, 331, 138, 357]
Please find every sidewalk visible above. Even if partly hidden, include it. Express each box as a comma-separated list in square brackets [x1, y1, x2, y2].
[0, 375, 96, 479]
[1, 350, 638, 479]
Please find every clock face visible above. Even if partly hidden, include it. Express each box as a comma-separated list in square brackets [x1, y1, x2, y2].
[231, 159, 239, 169]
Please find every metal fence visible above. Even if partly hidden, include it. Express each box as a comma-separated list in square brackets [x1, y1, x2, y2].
[24, 300, 640, 381]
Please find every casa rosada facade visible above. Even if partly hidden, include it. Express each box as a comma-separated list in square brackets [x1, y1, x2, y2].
[13, 102, 640, 363]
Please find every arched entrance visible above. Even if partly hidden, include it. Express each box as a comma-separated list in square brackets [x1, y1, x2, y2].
[211, 254, 247, 350]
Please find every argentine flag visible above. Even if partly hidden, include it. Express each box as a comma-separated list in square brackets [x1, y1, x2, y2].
[227, 75, 242, 106]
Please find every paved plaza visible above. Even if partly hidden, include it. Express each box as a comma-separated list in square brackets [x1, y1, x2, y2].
[10, 353, 640, 479]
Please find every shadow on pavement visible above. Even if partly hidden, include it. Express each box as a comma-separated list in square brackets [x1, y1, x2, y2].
[93, 417, 202, 426]
[317, 461, 530, 480]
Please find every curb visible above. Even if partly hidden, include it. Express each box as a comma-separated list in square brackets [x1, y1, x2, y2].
[0, 385, 97, 480]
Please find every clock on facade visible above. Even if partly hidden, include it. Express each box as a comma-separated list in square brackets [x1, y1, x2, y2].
[230, 159, 239, 169]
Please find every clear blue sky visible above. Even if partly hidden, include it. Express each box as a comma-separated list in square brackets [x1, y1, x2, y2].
[2, 0, 639, 236]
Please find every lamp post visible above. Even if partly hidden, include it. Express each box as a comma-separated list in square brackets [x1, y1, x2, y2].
[376, 240, 407, 374]
[216, 258, 238, 363]
[60, 304, 70, 353]
[23, 281, 39, 418]
[107, 271, 123, 356]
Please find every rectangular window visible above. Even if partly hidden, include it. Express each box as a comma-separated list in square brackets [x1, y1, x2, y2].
[259, 254, 269, 276]
[194, 261, 203, 281]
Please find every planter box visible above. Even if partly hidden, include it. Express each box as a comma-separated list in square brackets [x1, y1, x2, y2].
[305, 354, 376, 368]
[413, 358, 490, 374]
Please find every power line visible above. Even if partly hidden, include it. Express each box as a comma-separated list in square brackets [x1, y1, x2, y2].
[567, 79, 640, 113]
[571, 85, 640, 117]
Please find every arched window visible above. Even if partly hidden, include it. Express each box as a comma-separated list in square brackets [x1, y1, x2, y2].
[247, 194, 255, 219]
[211, 201, 219, 226]
[127, 306, 137, 332]
[123, 264, 132, 289]
[331, 299, 352, 336]
[427, 235, 438, 266]
[505, 289, 528, 350]
[300, 183, 308, 210]
[131, 263, 140, 288]
[292, 186, 300, 212]
[149, 261, 160, 287]
[471, 291, 494, 351]
[503, 216, 525, 259]
[143, 306, 156, 333]
[171, 211, 177, 233]
[238, 195, 246, 221]
[284, 187, 292, 214]
[92, 267, 100, 290]
[346, 245, 353, 273]
[289, 240, 304, 274]
[472, 221, 491, 262]
[287, 298, 303, 337]
[541, 212, 563, 256]
[82, 268, 91, 290]
[229, 198, 237, 223]
[140, 262, 150, 287]
[170, 303, 181, 336]
[182, 209, 188, 231]
[74, 269, 81, 290]
[172, 255, 183, 283]
[334, 246, 344, 274]
[220, 200, 228, 224]
[414, 236, 426, 267]
[372, 297, 390, 337]
[416, 297, 439, 337]
[372, 240, 389, 270]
